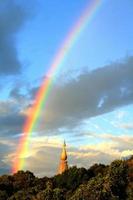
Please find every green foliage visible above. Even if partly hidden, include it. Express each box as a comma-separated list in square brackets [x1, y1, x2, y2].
[35, 181, 53, 200]
[89, 163, 108, 176]
[8, 190, 34, 200]
[108, 160, 128, 199]
[0, 190, 8, 200]
[126, 158, 133, 200]
[126, 185, 133, 200]
[53, 188, 65, 200]
[70, 174, 112, 200]
[0, 175, 13, 197]
[0, 158, 132, 200]
[53, 166, 92, 190]
[12, 170, 35, 191]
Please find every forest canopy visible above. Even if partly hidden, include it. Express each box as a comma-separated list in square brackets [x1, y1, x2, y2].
[0, 156, 132, 200]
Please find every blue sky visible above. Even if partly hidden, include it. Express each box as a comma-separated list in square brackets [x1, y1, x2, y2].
[0, 0, 133, 176]
[16, 0, 133, 80]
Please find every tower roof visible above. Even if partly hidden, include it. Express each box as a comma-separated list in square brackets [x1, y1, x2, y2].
[61, 140, 67, 160]
[58, 140, 68, 174]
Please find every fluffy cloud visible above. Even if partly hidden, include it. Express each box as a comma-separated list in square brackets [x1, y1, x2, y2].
[0, 100, 25, 137]
[36, 56, 133, 132]
[83, 132, 133, 151]
[119, 123, 133, 130]
[5, 133, 131, 177]
[1, 132, 133, 176]
[0, 56, 133, 138]
[0, 140, 14, 175]
[0, 0, 30, 75]
[0, 56, 133, 176]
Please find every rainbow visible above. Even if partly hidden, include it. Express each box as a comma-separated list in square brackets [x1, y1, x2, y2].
[12, 0, 101, 173]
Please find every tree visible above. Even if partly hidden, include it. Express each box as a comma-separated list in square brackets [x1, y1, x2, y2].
[108, 160, 128, 199]
[0, 175, 13, 196]
[35, 181, 53, 200]
[54, 166, 90, 190]
[0, 190, 8, 200]
[53, 188, 65, 200]
[12, 170, 35, 192]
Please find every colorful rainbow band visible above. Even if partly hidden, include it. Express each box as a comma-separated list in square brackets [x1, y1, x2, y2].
[12, 0, 101, 173]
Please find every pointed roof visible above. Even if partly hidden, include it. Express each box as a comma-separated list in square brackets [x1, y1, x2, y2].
[61, 140, 67, 160]
[64, 140, 66, 147]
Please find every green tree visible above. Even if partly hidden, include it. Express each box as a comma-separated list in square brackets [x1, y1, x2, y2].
[0, 175, 13, 196]
[126, 156, 133, 200]
[12, 170, 35, 192]
[54, 166, 90, 190]
[0, 190, 8, 200]
[53, 188, 65, 200]
[35, 180, 53, 200]
[108, 160, 128, 199]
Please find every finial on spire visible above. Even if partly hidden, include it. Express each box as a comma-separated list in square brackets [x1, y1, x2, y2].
[58, 140, 68, 174]
[63, 140, 66, 147]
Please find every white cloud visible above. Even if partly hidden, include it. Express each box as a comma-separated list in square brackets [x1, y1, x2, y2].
[119, 123, 133, 130]
[7, 133, 132, 177]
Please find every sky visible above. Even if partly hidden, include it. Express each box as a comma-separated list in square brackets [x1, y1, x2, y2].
[0, 0, 133, 177]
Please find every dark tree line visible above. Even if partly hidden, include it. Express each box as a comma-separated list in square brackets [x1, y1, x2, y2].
[0, 156, 132, 200]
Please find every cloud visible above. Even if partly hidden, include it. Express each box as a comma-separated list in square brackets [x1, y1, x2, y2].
[10, 133, 133, 177]
[1, 55, 132, 138]
[0, 0, 30, 75]
[0, 56, 133, 176]
[1, 132, 133, 176]
[119, 123, 133, 130]
[35, 56, 133, 132]
[0, 141, 13, 175]
[0, 100, 25, 137]
[25, 146, 60, 177]
[1, 56, 132, 137]
[0, 161, 10, 175]
[80, 132, 133, 152]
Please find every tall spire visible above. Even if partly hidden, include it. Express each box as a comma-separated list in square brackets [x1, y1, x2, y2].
[58, 140, 68, 174]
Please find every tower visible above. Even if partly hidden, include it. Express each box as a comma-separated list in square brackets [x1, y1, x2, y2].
[58, 141, 68, 174]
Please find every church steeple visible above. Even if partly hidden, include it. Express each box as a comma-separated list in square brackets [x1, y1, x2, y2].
[58, 140, 68, 174]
